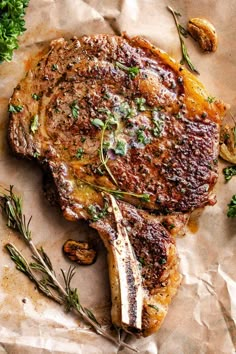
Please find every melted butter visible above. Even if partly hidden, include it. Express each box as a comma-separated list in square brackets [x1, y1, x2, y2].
[187, 218, 199, 234]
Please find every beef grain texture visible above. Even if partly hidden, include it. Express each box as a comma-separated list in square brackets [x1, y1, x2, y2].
[8, 34, 226, 336]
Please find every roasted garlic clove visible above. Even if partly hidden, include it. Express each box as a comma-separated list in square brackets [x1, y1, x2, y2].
[220, 125, 236, 164]
[63, 239, 96, 265]
[188, 18, 218, 52]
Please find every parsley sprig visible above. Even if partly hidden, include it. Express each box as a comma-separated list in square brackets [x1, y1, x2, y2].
[0, 0, 30, 63]
[227, 195, 236, 218]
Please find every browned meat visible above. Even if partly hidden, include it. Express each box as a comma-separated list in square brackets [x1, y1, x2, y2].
[8, 34, 226, 336]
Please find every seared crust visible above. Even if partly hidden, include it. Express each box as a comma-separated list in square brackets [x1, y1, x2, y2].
[8, 34, 226, 217]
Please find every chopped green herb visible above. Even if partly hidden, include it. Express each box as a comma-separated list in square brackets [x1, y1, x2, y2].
[70, 101, 79, 119]
[152, 111, 165, 137]
[135, 97, 146, 111]
[0, 0, 30, 63]
[206, 96, 216, 104]
[223, 166, 236, 182]
[119, 102, 136, 118]
[75, 148, 84, 159]
[114, 140, 127, 156]
[80, 137, 86, 143]
[137, 129, 151, 145]
[32, 93, 40, 101]
[54, 107, 61, 113]
[30, 114, 39, 134]
[148, 304, 159, 312]
[227, 195, 236, 218]
[33, 152, 40, 158]
[138, 257, 145, 266]
[87, 202, 108, 222]
[115, 62, 140, 79]
[91, 118, 104, 129]
[8, 104, 23, 113]
[51, 64, 58, 71]
[159, 258, 167, 265]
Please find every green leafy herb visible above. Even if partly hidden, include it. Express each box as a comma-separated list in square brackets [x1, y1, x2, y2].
[32, 93, 40, 101]
[115, 61, 140, 79]
[223, 166, 236, 182]
[30, 114, 39, 134]
[51, 64, 58, 71]
[33, 152, 40, 158]
[114, 140, 127, 156]
[135, 97, 146, 111]
[137, 128, 151, 145]
[167, 6, 199, 74]
[0, 186, 137, 353]
[152, 111, 165, 137]
[0, 0, 30, 63]
[87, 202, 109, 222]
[178, 24, 188, 38]
[206, 96, 216, 103]
[148, 304, 159, 312]
[159, 258, 167, 265]
[75, 148, 83, 159]
[227, 195, 236, 218]
[91, 118, 104, 129]
[70, 101, 79, 119]
[119, 102, 136, 118]
[8, 104, 23, 113]
[138, 257, 145, 266]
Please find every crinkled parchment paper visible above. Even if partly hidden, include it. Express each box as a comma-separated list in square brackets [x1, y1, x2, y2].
[0, 0, 236, 353]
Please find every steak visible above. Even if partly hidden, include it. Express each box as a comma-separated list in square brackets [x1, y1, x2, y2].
[8, 34, 226, 336]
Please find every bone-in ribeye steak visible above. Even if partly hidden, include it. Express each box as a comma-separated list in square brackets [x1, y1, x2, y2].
[8, 34, 226, 336]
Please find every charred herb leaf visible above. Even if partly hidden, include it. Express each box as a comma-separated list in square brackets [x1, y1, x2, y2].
[227, 195, 236, 218]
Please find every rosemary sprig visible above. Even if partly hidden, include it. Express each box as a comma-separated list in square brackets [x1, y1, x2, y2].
[0, 186, 138, 353]
[79, 179, 150, 202]
[167, 6, 199, 74]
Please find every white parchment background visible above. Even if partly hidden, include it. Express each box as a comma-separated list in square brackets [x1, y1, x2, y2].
[0, 1, 235, 353]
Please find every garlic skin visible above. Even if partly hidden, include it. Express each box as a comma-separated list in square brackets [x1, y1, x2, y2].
[188, 18, 218, 52]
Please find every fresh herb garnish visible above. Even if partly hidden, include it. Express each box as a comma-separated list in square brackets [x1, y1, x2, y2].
[75, 147, 83, 159]
[119, 101, 136, 118]
[227, 195, 236, 218]
[114, 140, 127, 156]
[135, 97, 146, 111]
[0, 0, 30, 63]
[80, 179, 150, 202]
[223, 166, 236, 182]
[32, 93, 40, 101]
[167, 6, 199, 74]
[70, 101, 79, 119]
[148, 304, 159, 312]
[51, 64, 58, 71]
[33, 152, 40, 158]
[30, 114, 39, 134]
[152, 111, 165, 137]
[8, 104, 23, 113]
[0, 186, 137, 353]
[91, 118, 104, 129]
[115, 62, 140, 79]
[87, 202, 108, 222]
[137, 128, 151, 145]
[206, 96, 216, 103]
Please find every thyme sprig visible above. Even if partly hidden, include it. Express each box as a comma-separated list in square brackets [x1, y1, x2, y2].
[79, 179, 150, 202]
[167, 6, 199, 74]
[0, 186, 138, 353]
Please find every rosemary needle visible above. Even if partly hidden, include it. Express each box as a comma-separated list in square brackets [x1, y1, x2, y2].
[167, 6, 199, 74]
[0, 186, 138, 353]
